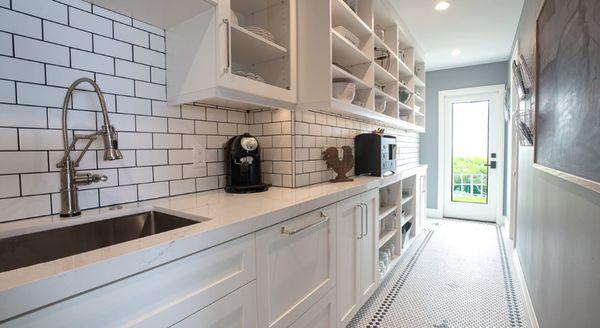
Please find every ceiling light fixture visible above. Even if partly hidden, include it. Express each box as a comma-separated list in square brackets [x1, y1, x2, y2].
[451, 49, 462, 56]
[435, 1, 451, 11]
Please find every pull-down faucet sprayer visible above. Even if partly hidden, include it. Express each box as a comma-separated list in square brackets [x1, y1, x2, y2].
[56, 78, 123, 217]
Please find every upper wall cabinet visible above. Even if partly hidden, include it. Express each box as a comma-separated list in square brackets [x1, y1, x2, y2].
[166, 0, 297, 109]
[297, 0, 426, 132]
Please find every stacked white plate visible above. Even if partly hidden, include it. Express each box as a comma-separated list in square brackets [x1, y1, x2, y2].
[233, 71, 265, 83]
[244, 26, 276, 43]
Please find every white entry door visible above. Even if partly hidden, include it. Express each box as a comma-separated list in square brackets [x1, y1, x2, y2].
[442, 86, 504, 222]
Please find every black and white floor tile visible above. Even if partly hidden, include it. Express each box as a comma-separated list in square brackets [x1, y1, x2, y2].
[348, 219, 529, 328]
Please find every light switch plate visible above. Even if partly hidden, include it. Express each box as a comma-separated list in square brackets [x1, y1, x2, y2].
[193, 145, 206, 168]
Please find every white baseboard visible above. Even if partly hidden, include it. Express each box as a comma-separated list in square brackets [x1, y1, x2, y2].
[512, 249, 539, 328]
[426, 208, 442, 218]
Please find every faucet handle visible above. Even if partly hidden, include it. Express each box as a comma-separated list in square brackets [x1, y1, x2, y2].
[74, 173, 108, 186]
[91, 174, 108, 183]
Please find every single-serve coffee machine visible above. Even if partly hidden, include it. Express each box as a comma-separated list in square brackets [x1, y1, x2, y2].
[224, 133, 269, 193]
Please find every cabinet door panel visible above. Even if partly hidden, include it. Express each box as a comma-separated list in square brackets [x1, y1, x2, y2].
[289, 289, 336, 328]
[256, 205, 337, 328]
[336, 195, 361, 327]
[172, 281, 257, 328]
[359, 190, 378, 303]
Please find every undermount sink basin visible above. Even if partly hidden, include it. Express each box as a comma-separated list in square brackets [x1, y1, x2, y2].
[0, 211, 201, 273]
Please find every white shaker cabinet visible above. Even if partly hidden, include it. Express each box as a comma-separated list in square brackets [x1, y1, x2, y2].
[256, 205, 337, 328]
[166, 0, 297, 109]
[336, 189, 379, 328]
[288, 289, 337, 328]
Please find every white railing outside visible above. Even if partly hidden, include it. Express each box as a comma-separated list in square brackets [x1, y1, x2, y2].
[453, 173, 487, 198]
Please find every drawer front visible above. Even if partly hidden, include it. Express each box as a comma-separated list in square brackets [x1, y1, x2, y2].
[4, 234, 256, 328]
[171, 281, 257, 328]
[289, 288, 336, 328]
[256, 205, 337, 328]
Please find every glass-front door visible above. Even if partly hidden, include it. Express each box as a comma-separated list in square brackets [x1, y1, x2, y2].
[443, 88, 503, 222]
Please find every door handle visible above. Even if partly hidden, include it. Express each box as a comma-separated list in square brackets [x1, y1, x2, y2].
[281, 212, 329, 236]
[356, 204, 364, 239]
[361, 202, 368, 237]
[222, 18, 231, 73]
[484, 161, 497, 169]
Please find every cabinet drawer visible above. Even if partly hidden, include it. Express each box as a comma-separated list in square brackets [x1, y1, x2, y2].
[256, 205, 337, 328]
[4, 234, 256, 328]
[171, 281, 257, 328]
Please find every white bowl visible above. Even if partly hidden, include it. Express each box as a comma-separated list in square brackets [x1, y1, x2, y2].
[332, 82, 356, 103]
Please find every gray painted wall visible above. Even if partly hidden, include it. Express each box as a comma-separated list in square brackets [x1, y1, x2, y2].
[513, 0, 600, 327]
[421, 62, 508, 209]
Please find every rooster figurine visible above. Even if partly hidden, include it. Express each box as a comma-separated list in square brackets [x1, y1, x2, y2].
[322, 146, 354, 182]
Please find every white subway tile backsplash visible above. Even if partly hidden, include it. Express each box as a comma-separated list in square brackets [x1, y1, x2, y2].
[100, 185, 137, 206]
[118, 166, 152, 185]
[69, 7, 112, 37]
[0, 7, 42, 39]
[97, 150, 136, 168]
[0, 104, 47, 128]
[135, 81, 166, 100]
[0, 151, 48, 174]
[93, 35, 132, 61]
[0, 195, 51, 222]
[43, 21, 92, 50]
[0, 56, 44, 84]
[71, 49, 114, 75]
[218, 122, 237, 135]
[46, 65, 94, 88]
[168, 118, 194, 134]
[195, 121, 218, 135]
[92, 5, 132, 25]
[101, 112, 135, 131]
[182, 164, 206, 179]
[51, 189, 98, 214]
[136, 149, 167, 166]
[19, 129, 64, 150]
[21, 172, 60, 195]
[206, 107, 228, 122]
[48, 107, 97, 130]
[132, 19, 164, 36]
[17, 83, 66, 108]
[0, 128, 18, 150]
[14, 36, 69, 66]
[0, 0, 7, 8]
[48, 150, 97, 172]
[73, 90, 116, 112]
[181, 105, 205, 120]
[182, 135, 206, 149]
[152, 101, 180, 118]
[150, 67, 166, 85]
[206, 135, 227, 149]
[12, 0, 68, 23]
[117, 95, 151, 115]
[227, 110, 246, 124]
[133, 46, 164, 68]
[114, 22, 149, 47]
[196, 176, 218, 192]
[56, 0, 91, 11]
[149, 34, 165, 52]
[0, 175, 20, 198]
[0, 31, 12, 55]
[153, 165, 181, 181]
[95, 74, 135, 96]
[252, 111, 271, 123]
[115, 59, 150, 81]
[118, 132, 152, 149]
[169, 179, 195, 196]
[168, 149, 192, 164]
[136, 115, 167, 132]
[153, 133, 181, 149]
[138, 181, 168, 200]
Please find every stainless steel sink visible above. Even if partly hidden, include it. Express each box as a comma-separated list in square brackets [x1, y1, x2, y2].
[0, 211, 200, 273]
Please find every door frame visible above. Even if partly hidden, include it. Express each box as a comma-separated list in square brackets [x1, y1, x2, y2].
[437, 84, 506, 224]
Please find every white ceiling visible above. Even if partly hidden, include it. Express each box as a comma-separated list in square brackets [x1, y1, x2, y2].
[392, 0, 524, 71]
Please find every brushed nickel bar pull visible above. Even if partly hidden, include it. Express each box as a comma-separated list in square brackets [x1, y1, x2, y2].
[223, 18, 231, 73]
[362, 202, 368, 237]
[281, 212, 329, 235]
[357, 204, 364, 239]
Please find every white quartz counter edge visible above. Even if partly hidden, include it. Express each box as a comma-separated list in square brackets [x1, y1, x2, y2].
[0, 165, 426, 321]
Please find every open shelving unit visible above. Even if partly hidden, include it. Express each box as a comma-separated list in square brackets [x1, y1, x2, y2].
[297, 0, 426, 132]
[377, 172, 420, 281]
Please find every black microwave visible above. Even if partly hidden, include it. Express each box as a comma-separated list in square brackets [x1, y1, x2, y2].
[354, 134, 397, 177]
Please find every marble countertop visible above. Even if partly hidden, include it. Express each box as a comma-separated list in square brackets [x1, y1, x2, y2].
[0, 165, 426, 320]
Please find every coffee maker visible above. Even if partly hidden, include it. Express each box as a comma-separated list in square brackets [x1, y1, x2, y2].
[224, 133, 269, 193]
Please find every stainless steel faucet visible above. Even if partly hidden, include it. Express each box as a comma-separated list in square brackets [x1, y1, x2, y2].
[56, 78, 123, 217]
